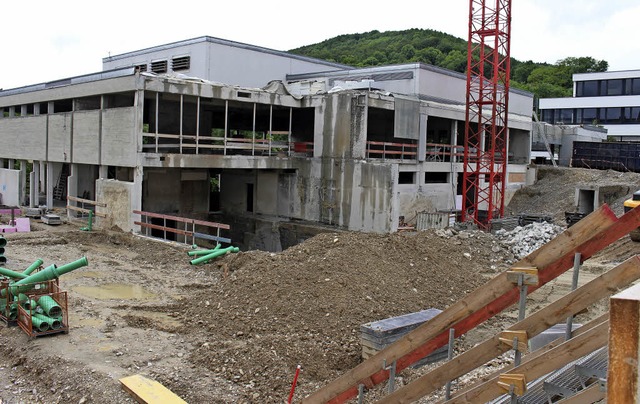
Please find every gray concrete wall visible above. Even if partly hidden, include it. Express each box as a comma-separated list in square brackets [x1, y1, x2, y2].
[96, 179, 135, 231]
[101, 108, 137, 167]
[0, 116, 47, 161]
[0, 168, 20, 206]
[47, 114, 72, 162]
[143, 168, 209, 216]
[72, 111, 101, 164]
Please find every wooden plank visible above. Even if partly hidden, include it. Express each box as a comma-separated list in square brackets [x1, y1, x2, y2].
[119, 374, 186, 404]
[134, 221, 192, 237]
[192, 218, 230, 230]
[443, 312, 609, 403]
[377, 256, 640, 403]
[304, 205, 621, 404]
[446, 319, 609, 403]
[132, 210, 192, 224]
[66, 205, 107, 218]
[67, 195, 107, 207]
[608, 282, 640, 403]
[558, 382, 604, 404]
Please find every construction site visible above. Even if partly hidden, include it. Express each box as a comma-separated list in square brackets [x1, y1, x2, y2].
[2, 0, 640, 403]
[0, 166, 639, 404]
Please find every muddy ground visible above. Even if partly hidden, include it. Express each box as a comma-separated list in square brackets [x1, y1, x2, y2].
[1, 166, 640, 404]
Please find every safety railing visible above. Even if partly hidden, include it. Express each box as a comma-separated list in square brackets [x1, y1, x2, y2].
[366, 141, 418, 161]
[66, 196, 107, 219]
[133, 210, 231, 245]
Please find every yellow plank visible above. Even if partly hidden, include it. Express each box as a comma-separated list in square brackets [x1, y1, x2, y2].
[119, 374, 187, 404]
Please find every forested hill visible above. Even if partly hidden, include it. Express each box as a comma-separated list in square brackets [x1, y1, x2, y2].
[289, 28, 608, 99]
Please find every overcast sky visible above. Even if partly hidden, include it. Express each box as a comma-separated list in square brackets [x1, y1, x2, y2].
[2, 0, 639, 90]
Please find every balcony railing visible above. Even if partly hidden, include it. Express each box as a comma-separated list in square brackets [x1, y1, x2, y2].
[366, 141, 418, 161]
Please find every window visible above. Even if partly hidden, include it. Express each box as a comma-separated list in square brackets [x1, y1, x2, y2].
[134, 64, 147, 73]
[625, 107, 640, 123]
[582, 108, 598, 124]
[633, 79, 640, 95]
[606, 107, 622, 124]
[540, 109, 554, 123]
[559, 109, 574, 124]
[580, 81, 598, 97]
[425, 172, 449, 184]
[150, 60, 168, 74]
[171, 56, 190, 71]
[607, 79, 623, 96]
[398, 171, 416, 184]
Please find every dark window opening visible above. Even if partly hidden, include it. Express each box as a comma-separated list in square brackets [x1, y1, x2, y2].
[246, 183, 254, 212]
[580, 81, 599, 97]
[607, 79, 623, 96]
[398, 171, 416, 184]
[151, 60, 168, 74]
[103, 92, 135, 108]
[291, 107, 315, 143]
[75, 96, 101, 111]
[425, 172, 449, 184]
[367, 107, 395, 142]
[53, 99, 73, 113]
[171, 56, 190, 71]
[633, 79, 640, 95]
[39, 102, 49, 114]
[237, 91, 252, 98]
[26, 104, 34, 116]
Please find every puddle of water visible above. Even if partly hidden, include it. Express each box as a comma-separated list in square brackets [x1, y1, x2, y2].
[73, 283, 157, 300]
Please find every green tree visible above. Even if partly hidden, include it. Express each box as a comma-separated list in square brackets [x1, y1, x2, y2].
[557, 56, 608, 74]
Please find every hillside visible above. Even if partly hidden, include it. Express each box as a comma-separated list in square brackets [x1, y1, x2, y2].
[289, 28, 608, 99]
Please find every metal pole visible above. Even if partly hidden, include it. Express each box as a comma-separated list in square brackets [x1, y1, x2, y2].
[514, 273, 527, 367]
[445, 328, 456, 400]
[566, 252, 582, 340]
[357, 384, 365, 404]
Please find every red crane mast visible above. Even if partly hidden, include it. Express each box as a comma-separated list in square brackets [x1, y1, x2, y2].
[461, 0, 512, 227]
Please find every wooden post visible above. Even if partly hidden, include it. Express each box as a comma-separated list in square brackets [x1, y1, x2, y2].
[608, 282, 640, 403]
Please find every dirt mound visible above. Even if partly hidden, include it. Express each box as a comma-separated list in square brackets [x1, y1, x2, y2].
[506, 166, 640, 223]
[179, 230, 511, 401]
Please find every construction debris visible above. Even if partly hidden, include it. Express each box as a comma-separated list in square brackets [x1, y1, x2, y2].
[494, 221, 564, 259]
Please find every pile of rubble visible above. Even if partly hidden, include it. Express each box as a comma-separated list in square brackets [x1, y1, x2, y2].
[494, 221, 564, 259]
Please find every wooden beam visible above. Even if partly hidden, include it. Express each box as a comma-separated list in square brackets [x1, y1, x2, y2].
[119, 374, 186, 404]
[558, 382, 605, 404]
[376, 256, 640, 404]
[442, 312, 609, 403]
[445, 319, 608, 403]
[66, 205, 107, 218]
[303, 205, 625, 404]
[608, 282, 640, 403]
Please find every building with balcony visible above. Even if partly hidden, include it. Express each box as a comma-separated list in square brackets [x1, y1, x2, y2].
[0, 36, 534, 250]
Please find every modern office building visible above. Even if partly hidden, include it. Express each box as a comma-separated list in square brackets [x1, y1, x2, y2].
[0, 36, 534, 250]
[539, 70, 640, 141]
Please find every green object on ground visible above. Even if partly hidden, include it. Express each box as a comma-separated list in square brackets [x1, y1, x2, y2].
[187, 243, 222, 256]
[80, 210, 93, 232]
[30, 314, 50, 332]
[189, 246, 239, 265]
[37, 295, 62, 317]
[23, 259, 44, 276]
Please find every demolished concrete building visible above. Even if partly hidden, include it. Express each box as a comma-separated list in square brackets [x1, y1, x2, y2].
[0, 36, 534, 250]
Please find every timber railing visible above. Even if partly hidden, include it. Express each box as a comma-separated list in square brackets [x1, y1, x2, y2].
[66, 196, 107, 219]
[133, 210, 231, 245]
[366, 141, 417, 160]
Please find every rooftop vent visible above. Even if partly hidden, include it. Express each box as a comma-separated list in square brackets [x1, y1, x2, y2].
[172, 56, 190, 71]
[150, 60, 168, 74]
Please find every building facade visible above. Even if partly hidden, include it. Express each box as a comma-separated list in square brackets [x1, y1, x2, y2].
[539, 70, 640, 141]
[0, 37, 534, 251]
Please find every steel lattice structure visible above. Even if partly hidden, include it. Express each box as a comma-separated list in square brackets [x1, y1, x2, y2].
[461, 0, 512, 227]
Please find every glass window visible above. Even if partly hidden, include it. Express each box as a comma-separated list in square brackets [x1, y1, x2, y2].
[541, 109, 554, 123]
[582, 108, 598, 124]
[600, 80, 608, 96]
[628, 107, 640, 123]
[576, 82, 584, 97]
[559, 109, 574, 124]
[581, 81, 598, 97]
[606, 107, 622, 123]
[633, 79, 640, 95]
[607, 79, 623, 96]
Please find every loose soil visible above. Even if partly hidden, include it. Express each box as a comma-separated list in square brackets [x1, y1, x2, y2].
[1, 166, 640, 403]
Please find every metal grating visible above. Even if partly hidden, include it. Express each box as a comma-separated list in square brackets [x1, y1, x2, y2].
[150, 60, 168, 74]
[171, 56, 190, 71]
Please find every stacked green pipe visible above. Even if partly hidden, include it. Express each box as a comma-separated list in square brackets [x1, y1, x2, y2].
[30, 314, 50, 332]
[190, 246, 239, 265]
[187, 243, 222, 257]
[37, 295, 62, 317]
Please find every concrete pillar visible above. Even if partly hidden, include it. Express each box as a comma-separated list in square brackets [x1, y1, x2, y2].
[131, 166, 144, 232]
[20, 105, 27, 116]
[608, 283, 640, 402]
[39, 162, 45, 192]
[19, 161, 27, 206]
[67, 164, 78, 218]
[418, 113, 428, 162]
[34, 103, 40, 116]
[8, 159, 15, 170]
[46, 161, 54, 208]
[30, 161, 40, 208]
[99, 165, 108, 179]
[0, 159, 4, 169]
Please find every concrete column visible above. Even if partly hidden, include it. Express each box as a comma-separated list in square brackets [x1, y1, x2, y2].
[19, 161, 27, 205]
[131, 165, 144, 232]
[46, 161, 54, 208]
[99, 165, 108, 179]
[39, 162, 45, 192]
[0, 159, 4, 169]
[418, 113, 428, 162]
[20, 105, 27, 116]
[30, 161, 40, 208]
[451, 120, 459, 162]
[67, 164, 78, 218]
[8, 159, 15, 170]
[608, 283, 640, 403]
[34, 103, 40, 116]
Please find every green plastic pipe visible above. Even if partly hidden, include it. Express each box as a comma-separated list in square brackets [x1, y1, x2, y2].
[30, 314, 50, 332]
[187, 244, 223, 256]
[80, 210, 93, 232]
[8, 303, 17, 321]
[189, 246, 239, 265]
[0, 267, 28, 280]
[0, 237, 6, 248]
[33, 313, 61, 330]
[0, 257, 88, 298]
[37, 295, 62, 317]
[22, 259, 44, 276]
